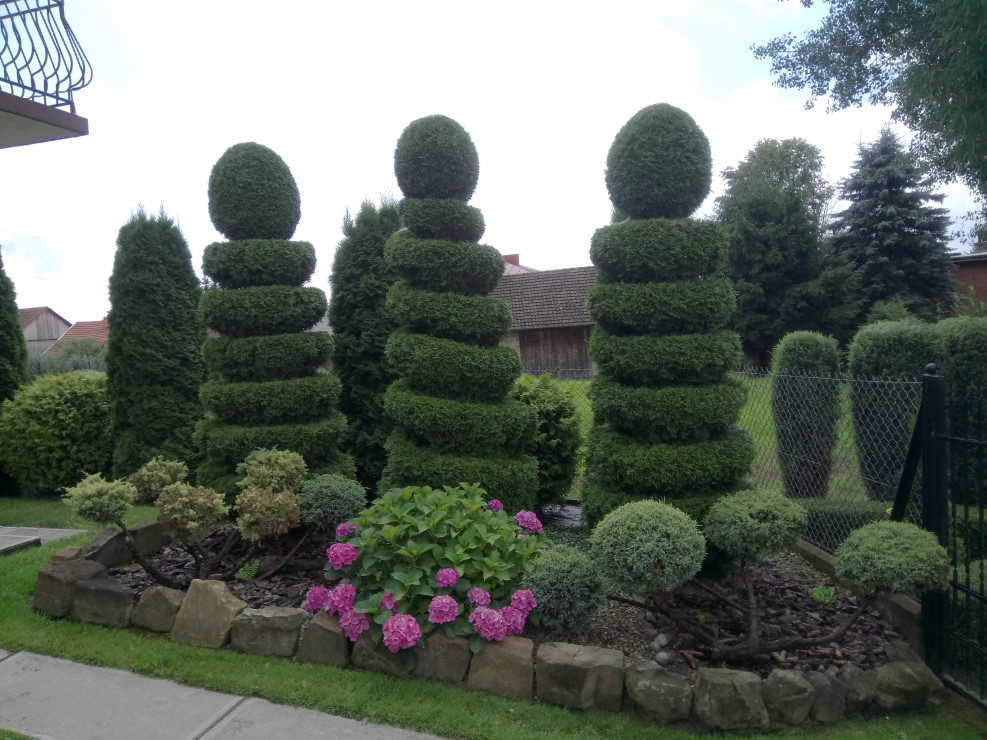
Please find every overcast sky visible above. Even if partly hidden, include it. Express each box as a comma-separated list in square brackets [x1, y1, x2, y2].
[1, 0, 979, 323]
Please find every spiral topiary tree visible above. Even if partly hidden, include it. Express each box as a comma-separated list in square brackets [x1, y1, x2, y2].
[379, 115, 538, 510]
[582, 103, 755, 528]
[198, 142, 352, 497]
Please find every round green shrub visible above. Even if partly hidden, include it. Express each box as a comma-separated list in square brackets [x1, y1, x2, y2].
[587, 277, 735, 336]
[521, 545, 606, 633]
[202, 240, 315, 288]
[589, 375, 746, 443]
[703, 490, 807, 561]
[156, 482, 229, 543]
[835, 521, 950, 598]
[386, 283, 512, 347]
[590, 499, 706, 594]
[63, 473, 135, 526]
[235, 486, 301, 541]
[200, 285, 327, 338]
[235, 447, 308, 493]
[385, 231, 504, 296]
[590, 219, 727, 283]
[0, 371, 112, 492]
[208, 142, 301, 240]
[200, 374, 341, 426]
[299, 473, 367, 536]
[203, 415, 346, 467]
[399, 198, 485, 242]
[386, 332, 521, 403]
[394, 115, 480, 201]
[589, 328, 742, 386]
[127, 457, 188, 505]
[605, 103, 712, 220]
[203, 332, 332, 383]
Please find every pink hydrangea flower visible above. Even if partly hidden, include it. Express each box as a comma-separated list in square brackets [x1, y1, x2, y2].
[499, 605, 526, 636]
[304, 586, 329, 614]
[325, 582, 356, 615]
[511, 589, 538, 615]
[327, 543, 358, 570]
[469, 606, 507, 641]
[335, 523, 356, 540]
[487, 499, 504, 511]
[427, 595, 459, 624]
[338, 608, 370, 642]
[382, 613, 422, 653]
[467, 587, 491, 606]
[380, 591, 401, 612]
[513, 510, 543, 534]
[436, 568, 459, 588]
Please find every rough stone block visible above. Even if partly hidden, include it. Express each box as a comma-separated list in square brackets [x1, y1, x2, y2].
[412, 632, 471, 683]
[128, 521, 170, 556]
[232, 606, 306, 657]
[804, 669, 846, 722]
[31, 559, 108, 617]
[82, 528, 132, 568]
[295, 612, 351, 668]
[837, 663, 876, 715]
[49, 546, 82, 564]
[872, 661, 939, 711]
[71, 578, 133, 628]
[692, 667, 769, 731]
[467, 636, 533, 701]
[351, 632, 409, 678]
[133, 586, 185, 633]
[535, 642, 624, 712]
[625, 658, 691, 723]
[762, 669, 814, 725]
[170, 579, 247, 648]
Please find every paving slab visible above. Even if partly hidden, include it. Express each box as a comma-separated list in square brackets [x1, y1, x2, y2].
[3, 526, 86, 543]
[0, 534, 41, 556]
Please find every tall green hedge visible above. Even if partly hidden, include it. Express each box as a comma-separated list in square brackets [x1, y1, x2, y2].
[0, 249, 29, 495]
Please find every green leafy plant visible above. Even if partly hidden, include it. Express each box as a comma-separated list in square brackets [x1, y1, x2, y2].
[808, 586, 837, 605]
[521, 545, 605, 633]
[127, 457, 188, 505]
[235, 560, 260, 581]
[299, 473, 367, 536]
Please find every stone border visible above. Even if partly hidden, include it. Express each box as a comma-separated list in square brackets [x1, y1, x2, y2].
[28, 528, 947, 732]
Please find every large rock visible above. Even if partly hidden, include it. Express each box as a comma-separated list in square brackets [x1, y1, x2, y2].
[871, 661, 941, 711]
[351, 632, 409, 678]
[804, 669, 846, 722]
[412, 632, 471, 684]
[48, 546, 82, 565]
[692, 668, 768, 731]
[295, 612, 351, 668]
[81, 528, 132, 568]
[31, 559, 108, 617]
[535, 642, 624, 712]
[128, 521, 170, 556]
[170, 579, 247, 648]
[837, 663, 876, 715]
[70, 578, 133, 628]
[762, 669, 814, 726]
[467, 637, 533, 701]
[133, 586, 185, 632]
[232, 606, 306, 657]
[625, 658, 691, 723]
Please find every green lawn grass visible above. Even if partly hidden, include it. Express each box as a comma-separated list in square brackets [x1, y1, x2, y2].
[0, 496, 157, 529]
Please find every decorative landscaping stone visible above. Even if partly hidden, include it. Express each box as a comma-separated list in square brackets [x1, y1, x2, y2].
[49, 546, 82, 564]
[804, 669, 846, 722]
[884, 639, 922, 663]
[692, 667, 769, 731]
[31, 559, 108, 617]
[762, 669, 814, 725]
[133, 586, 185, 632]
[871, 661, 940, 711]
[81, 527, 132, 568]
[412, 632, 471, 684]
[837, 663, 875, 715]
[467, 636, 533, 701]
[71, 578, 133, 628]
[127, 521, 170, 556]
[351, 632, 409, 678]
[535, 642, 624, 712]
[170, 579, 247, 648]
[232, 606, 306, 657]
[295, 612, 351, 668]
[625, 658, 691, 723]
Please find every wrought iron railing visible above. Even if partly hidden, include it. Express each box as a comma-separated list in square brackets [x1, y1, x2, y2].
[1, 0, 91, 112]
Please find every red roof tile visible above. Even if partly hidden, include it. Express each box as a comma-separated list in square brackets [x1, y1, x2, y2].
[44, 319, 109, 355]
[490, 266, 597, 330]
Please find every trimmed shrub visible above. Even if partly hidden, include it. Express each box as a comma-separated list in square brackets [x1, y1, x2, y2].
[200, 374, 341, 427]
[235, 447, 307, 493]
[590, 219, 727, 283]
[587, 277, 735, 336]
[800, 498, 888, 554]
[605, 103, 712, 220]
[208, 142, 301, 240]
[521, 545, 606, 632]
[835, 521, 950, 598]
[28, 349, 106, 379]
[385, 231, 503, 296]
[156, 482, 229, 543]
[299, 474, 367, 536]
[0, 249, 28, 405]
[200, 285, 327, 338]
[203, 416, 347, 468]
[394, 115, 480, 200]
[589, 329, 742, 386]
[386, 283, 512, 347]
[0, 372, 112, 492]
[235, 486, 301, 541]
[203, 333, 331, 383]
[590, 500, 706, 594]
[703, 490, 807, 561]
[127, 457, 188, 505]
[63, 473, 136, 526]
[201, 239, 315, 288]
[771, 331, 841, 498]
[399, 198, 485, 242]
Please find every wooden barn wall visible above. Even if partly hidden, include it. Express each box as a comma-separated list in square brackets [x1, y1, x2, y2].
[518, 326, 593, 378]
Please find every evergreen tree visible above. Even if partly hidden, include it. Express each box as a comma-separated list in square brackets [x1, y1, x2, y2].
[0, 247, 29, 495]
[107, 209, 205, 478]
[328, 200, 401, 490]
[830, 129, 956, 320]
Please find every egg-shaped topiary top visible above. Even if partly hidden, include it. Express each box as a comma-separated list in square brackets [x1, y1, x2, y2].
[605, 103, 712, 220]
[208, 142, 301, 240]
[394, 115, 480, 201]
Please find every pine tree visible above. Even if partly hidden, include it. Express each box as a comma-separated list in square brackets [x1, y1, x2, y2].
[830, 129, 956, 319]
[328, 200, 401, 490]
[0, 247, 29, 495]
[107, 209, 205, 478]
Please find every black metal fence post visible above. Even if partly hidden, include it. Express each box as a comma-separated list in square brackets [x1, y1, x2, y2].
[921, 362, 949, 673]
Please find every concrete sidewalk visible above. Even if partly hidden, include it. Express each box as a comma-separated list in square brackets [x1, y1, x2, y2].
[0, 527, 85, 557]
[0, 649, 443, 740]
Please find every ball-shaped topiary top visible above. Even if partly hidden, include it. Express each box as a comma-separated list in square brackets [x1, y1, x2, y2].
[703, 489, 807, 562]
[394, 115, 480, 201]
[208, 142, 301, 240]
[605, 103, 712, 220]
[835, 521, 949, 598]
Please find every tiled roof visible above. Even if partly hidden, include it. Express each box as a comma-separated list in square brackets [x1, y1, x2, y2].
[502, 254, 539, 275]
[45, 319, 109, 354]
[490, 266, 597, 330]
[17, 306, 71, 330]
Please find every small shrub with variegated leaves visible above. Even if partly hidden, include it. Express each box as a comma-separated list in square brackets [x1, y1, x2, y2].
[235, 486, 301, 541]
[156, 482, 229, 544]
[127, 457, 188, 504]
[63, 473, 136, 526]
[235, 447, 307, 493]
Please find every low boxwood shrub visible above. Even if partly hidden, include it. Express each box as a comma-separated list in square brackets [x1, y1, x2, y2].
[299, 474, 367, 536]
[202, 239, 315, 288]
[393, 115, 480, 201]
[521, 545, 605, 633]
[586, 278, 735, 336]
[200, 285, 327, 338]
[703, 490, 807, 562]
[835, 521, 949, 598]
[63, 473, 136, 526]
[203, 333, 332, 383]
[127, 457, 188, 505]
[200, 374, 342, 426]
[386, 283, 512, 346]
[385, 231, 503, 296]
[399, 198, 485, 242]
[589, 219, 726, 284]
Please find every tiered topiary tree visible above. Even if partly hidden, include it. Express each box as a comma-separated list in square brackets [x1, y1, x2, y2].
[581, 103, 755, 526]
[379, 115, 538, 511]
[197, 142, 351, 497]
[107, 209, 205, 478]
[0, 248, 29, 495]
